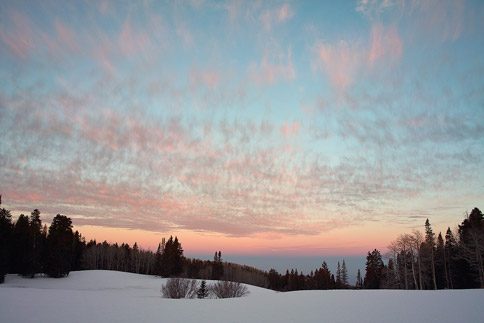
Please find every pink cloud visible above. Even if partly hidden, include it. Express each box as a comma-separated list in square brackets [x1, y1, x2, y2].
[278, 3, 293, 21]
[189, 68, 220, 89]
[417, 0, 464, 42]
[176, 22, 194, 48]
[0, 11, 34, 58]
[55, 20, 79, 53]
[314, 23, 402, 92]
[315, 40, 365, 91]
[118, 17, 152, 56]
[260, 3, 293, 30]
[280, 121, 300, 137]
[251, 48, 295, 85]
[225, 0, 243, 22]
[368, 23, 402, 66]
[357, 0, 465, 42]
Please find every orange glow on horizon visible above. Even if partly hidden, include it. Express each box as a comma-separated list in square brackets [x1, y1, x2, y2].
[74, 222, 402, 257]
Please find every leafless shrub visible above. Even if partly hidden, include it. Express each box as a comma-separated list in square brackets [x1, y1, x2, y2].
[209, 280, 249, 298]
[161, 278, 197, 299]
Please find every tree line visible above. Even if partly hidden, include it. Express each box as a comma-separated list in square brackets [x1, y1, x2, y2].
[362, 207, 484, 289]
[1, 196, 482, 290]
[0, 197, 267, 287]
[266, 259, 350, 291]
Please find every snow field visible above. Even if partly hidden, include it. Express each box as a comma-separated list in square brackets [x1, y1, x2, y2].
[1, 270, 483, 323]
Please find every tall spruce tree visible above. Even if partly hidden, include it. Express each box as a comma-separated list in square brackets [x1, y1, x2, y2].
[458, 208, 484, 287]
[356, 269, 363, 289]
[424, 219, 437, 289]
[444, 227, 457, 289]
[341, 260, 349, 287]
[28, 209, 44, 278]
[0, 202, 12, 284]
[12, 214, 31, 275]
[44, 214, 74, 278]
[212, 250, 224, 280]
[314, 261, 331, 290]
[160, 236, 184, 277]
[336, 261, 342, 288]
[364, 249, 384, 289]
[154, 242, 163, 276]
[435, 232, 447, 289]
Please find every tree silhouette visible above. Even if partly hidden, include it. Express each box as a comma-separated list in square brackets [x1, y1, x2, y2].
[0, 203, 12, 283]
[44, 214, 74, 278]
[364, 249, 384, 289]
[458, 208, 484, 287]
[341, 260, 349, 287]
[160, 236, 184, 277]
[212, 250, 224, 280]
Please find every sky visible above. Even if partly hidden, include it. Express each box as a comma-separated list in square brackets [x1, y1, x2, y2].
[1, 0, 483, 266]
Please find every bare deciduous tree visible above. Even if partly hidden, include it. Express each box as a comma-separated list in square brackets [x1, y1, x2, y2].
[161, 278, 197, 299]
[210, 280, 249, 298]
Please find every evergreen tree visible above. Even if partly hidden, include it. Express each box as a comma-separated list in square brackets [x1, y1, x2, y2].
[364, 249, 384, 289]
[44, 214, 74, 278]
[444, 227, 457, 289]
[197, 280, 208, 298]
[154, 242, 163, 276]
[336, 261, 342, 288]
[268, 269, 283, 291]
[458, 208, 484, 287]
[28, 209, 44, 278]
[11, 214, 31, 275]
[356, 269, 363, 289]
[0, 202, 12, 284]
[341, 260, 349, 287]
[212, 250, 224, 280]
[424, 219, 437, 289]
[71, 230, 85, 271]
[314, 261, 331, 290]
[435, 232, 447, 289]
[160, 236, 184, 277]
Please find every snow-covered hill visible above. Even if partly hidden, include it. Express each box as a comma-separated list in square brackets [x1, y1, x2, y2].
[0, 270, 482, 323]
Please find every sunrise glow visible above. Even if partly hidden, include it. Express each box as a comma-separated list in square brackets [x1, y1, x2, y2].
[1, 0, 483, 259]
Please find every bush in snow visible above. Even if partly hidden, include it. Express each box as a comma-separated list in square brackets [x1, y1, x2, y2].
[197, 280, 209, 299]
[161, 278, 197, 299]
[210, 280, 249, 298]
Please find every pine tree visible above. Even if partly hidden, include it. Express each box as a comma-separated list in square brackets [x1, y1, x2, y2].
[341, 260, 349, 287]
[0, 203, 13, 284]
[28, 209, 44, 278]
[435, 232, 447, 289]
[154, 242, 163, 276]
[424, 219, 437, 289]
[364, 249, 384, 289]
[160, 236, 184, 277]
[314, 261, 331, 290]
[12, 214, 31, 275]
[458, 208, 484, 287]
[356, 269, 363, 289]
[336, 261, 342, 288]
[212, 250, 224, 280]
[444, 227, 456, 289]
[44, 214, 74, 278]
[197, 280, 208, 298]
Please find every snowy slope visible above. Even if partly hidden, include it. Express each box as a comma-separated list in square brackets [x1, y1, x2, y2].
[0, 270, 482, 323]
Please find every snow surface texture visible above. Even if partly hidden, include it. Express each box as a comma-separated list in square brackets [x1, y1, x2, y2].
[1, 270, 483, 323]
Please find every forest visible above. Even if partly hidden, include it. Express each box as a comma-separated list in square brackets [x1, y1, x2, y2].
[1, 196, 483, 290]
